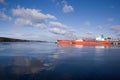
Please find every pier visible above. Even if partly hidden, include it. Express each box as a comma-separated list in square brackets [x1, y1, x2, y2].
[111, 41, 120, 46]
[107, 38, 120, 46]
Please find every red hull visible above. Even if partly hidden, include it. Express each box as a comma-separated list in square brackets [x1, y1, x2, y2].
[57, 40, 110, 46]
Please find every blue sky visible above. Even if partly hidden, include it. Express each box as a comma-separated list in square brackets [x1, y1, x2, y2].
[0, 0, 120, 41]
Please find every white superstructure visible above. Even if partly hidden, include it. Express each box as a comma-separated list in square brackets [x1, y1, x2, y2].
[96, 35, 104, 41]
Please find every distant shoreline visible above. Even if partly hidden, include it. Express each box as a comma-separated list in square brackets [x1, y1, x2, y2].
[0, 37, 47, 42]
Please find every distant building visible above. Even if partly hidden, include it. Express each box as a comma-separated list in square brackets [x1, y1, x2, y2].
[105, 37, 120, 41]
[105, 37, 120, 45]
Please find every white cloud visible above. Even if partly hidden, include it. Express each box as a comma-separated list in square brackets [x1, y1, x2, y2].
[62, 0, 74, 13]
[84, 21, 91, 26]
[0, 0, 5, 4]
[62, 0, 67, 4]
[15, 18, 32, 26]
[0, 12, 12, 21]
[49, 25, 77, 39]
[11, 6, 77, 39]
[46, 14, 57, 20]
[48, 21, 78, 39]
[34, 23, 47, 29]
[96, 25, 102, 30]
[86, 31, 93, 35]
[52, 0, 74, 13]
[110, 25, 120, 32]
[49, 21, 67, 29]
[12, 7, 57, 27]
[108, 18, 114, 21]
[63, 4, 74, 13]
[117, 34, 120, 37]
[49, 28, 66, 35]
[12, 7, 56, 23]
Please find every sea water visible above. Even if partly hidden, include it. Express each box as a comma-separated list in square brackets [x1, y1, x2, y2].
[0, 42, 120, 80]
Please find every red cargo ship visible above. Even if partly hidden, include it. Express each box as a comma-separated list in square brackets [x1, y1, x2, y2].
[57, 39, 110, 46]
[57, 35, 111, 46]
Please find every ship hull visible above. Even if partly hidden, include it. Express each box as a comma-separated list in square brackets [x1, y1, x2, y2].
[57, 40, 110, 46]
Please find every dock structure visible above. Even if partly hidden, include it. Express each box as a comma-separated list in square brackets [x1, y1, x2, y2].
[106, 38, 120, 46]
[110, 41, 120, 46]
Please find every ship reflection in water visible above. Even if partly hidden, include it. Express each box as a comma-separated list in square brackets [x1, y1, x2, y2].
[0, 42, 120, 80]
[58, 43, 110, 48]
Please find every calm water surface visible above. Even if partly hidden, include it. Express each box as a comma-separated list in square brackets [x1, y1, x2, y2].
[0, 42, 120, 80]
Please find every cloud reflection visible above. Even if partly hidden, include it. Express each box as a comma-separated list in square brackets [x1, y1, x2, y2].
[0, 56, 54, 74]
